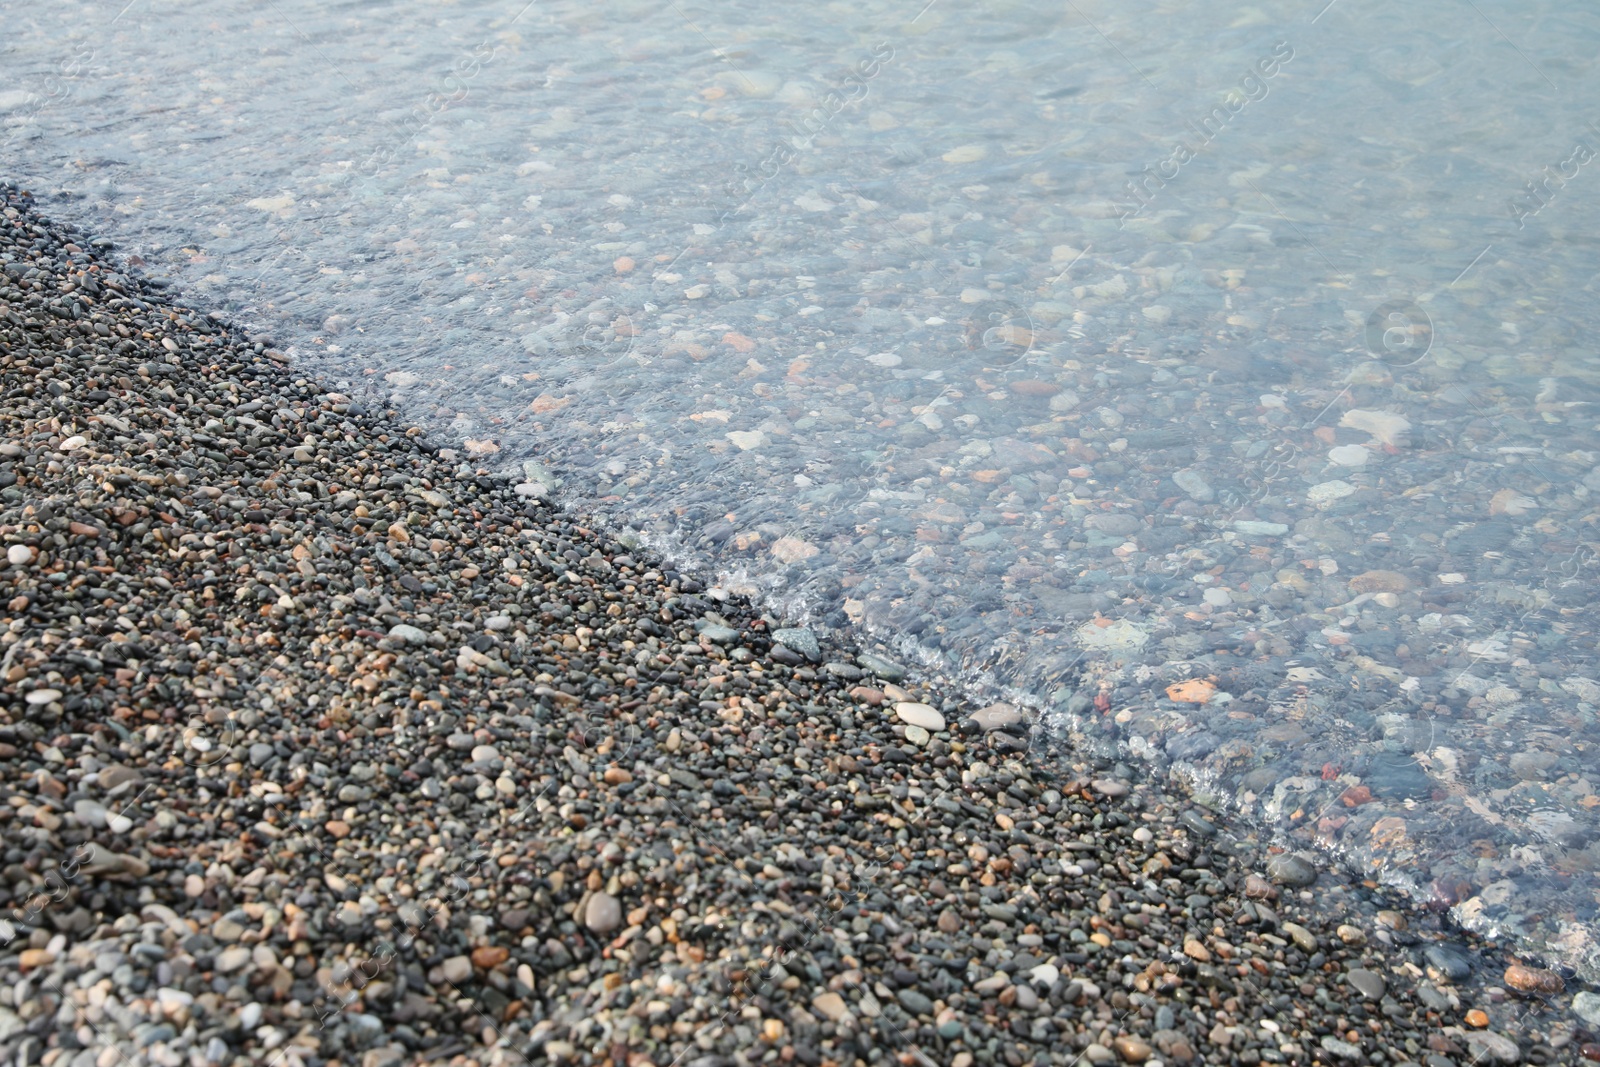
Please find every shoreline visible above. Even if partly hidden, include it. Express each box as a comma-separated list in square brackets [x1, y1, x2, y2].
[0, 181, 1595, 1066]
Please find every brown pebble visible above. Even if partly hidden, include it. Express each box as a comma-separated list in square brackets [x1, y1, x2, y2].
[1008, 380, 1061, 397]
[1111, 1035, 1152, 1062]
[850, 686, 884, 706]
[937, 909, 961, 934]
[471, 945, 509, 969]
[1242, 873, 1278, 900]
[324, 820, 350, 839]
[603, 767, 633, 784]
[18, 948, 54, 970]
[68, 521, 101, 537]
[1183, 939, 1211, 963]
[1503, 963, 1563, 995]
[1336, 924, 1366, 946]
[1348, 569, 1412, 593]
[1581, 1042, 1600, 1061]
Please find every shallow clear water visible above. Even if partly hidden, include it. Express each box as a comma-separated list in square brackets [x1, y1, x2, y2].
[5, 0, 1600, 976]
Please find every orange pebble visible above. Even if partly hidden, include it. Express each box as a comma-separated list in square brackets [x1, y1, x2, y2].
[1464, 1009, 1489, 1028]
[613, 256, 635, 273]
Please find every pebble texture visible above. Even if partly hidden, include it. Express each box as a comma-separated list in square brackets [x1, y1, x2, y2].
[0, 185, 1591, 1066]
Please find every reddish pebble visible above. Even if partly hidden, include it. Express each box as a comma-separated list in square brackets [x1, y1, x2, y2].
[850, 686, 884, 706]
[1007, 380, 1060, 396]
[18, 948, 54, 970]
[1503, 963, 1563, 995]
[1243, 874, 1278, 900]
[1340, 785, 1374, 807]
[613, 256, 634, 273]
[471, 945, 509, 969]
[324, 820, 350, 839]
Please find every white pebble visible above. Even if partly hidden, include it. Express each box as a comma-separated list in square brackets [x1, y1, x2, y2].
[895, 702, 946, 732]
[6, 544, 33, 566]
[1328, 444, 1369, 466]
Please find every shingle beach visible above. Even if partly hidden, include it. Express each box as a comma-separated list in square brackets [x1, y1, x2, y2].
[0, 182, 1595, 1067]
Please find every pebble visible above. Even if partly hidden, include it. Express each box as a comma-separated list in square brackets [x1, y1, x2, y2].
[1425, 944, 1474, 982]
[856, 652, 907, 680]
[1266, 853, 1318, 887]
[1347, 968, 1386, 1000]
[1328, 444, 1370, 466]
[1503, 963, 1563, 995]
[1172, 470, 1214, 502]
[387, 623, 430, 645]
[1111, 1036, 1153, 1062]
[969, 702, 1024, 733]
[1464, 1030, 1522, 1064]
[895, 701, 946, 731]
[1574, 991, 1600, 1028]
[1282, 923, 1319, 953]
[214, 947, 251, 974]
[1243, 874, 1278, 900]
[471, 945, 509, 969]
[770, 627, 819, 660]
[584, 892, 622, 934]
[811, 992, 848, 1022]
[896, 988, 933, 1016]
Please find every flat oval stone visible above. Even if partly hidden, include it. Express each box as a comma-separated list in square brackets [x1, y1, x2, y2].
[1504, 963, 1563, 995]
[896, 988, 933, 1016]
[1266, 853, 1317, 887]
[1347, 968, 1385, 1000]
[1424, 944, 1473, 982]
[895, 702, 945, 731]
[856, 652, 907, 680]
[388, 623, 430, 645]
[1281, 922, 1318, 953]
[969, 702, 1024, 733]
[584, 892, 622, 934]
